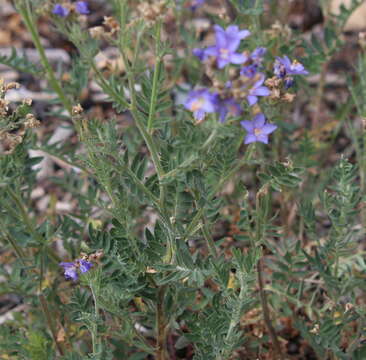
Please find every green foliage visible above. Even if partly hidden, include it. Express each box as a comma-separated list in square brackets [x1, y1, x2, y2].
[0, 1, 365, 359]
[0, 48, 42, 75]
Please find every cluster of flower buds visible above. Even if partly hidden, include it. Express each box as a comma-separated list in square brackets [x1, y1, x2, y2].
[137, 0, 167, 26]
[264, 56, 309, 103]
[52, 1, 89, 17]
[185, 24, 308, 144]
[89, 16, 120, 40]
[185, 0, 206, 11]
[0, 80, 40, 154]
[59, 249, 103, 281]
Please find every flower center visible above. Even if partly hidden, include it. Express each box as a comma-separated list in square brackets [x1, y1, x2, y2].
[191, 97, 205, 111]
[254, 128, 262, 136]
[228, 105, 237, 115]
[220, 48, 229, 59]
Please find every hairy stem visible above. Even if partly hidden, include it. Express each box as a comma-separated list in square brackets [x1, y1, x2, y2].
[147, 21, 162, 133]
[257, 258, 283, 360]
[156, 285, 168, 360]
[17, 1, 72, 115]
[39, 293, 65, 356]
[6, 187, 60, 264]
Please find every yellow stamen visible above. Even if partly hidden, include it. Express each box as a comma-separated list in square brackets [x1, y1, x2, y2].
[220, 48, 229, 59]
[191, 97, 205, 111]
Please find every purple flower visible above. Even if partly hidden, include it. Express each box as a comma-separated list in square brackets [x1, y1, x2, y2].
[75, 1, 90, 14]
[274, 56, 308, 78]
[251, 47, 267, 64]
[79, 259, 93, 273]
[240, 64, 258, 78]
[52, 4, 69, 17]
[216, 97, 242, 122]
[59, 259, 93, 281]
[193, 48, 209, 61]
[59, 262, 79, 281]
[284, 77, 294, 89]
[204, 25, 250, 69]
[240, 113, 277, 144]
[246, 74, 271, 106]
[184, 89, 217, 121]
[189, 0, 205, 10]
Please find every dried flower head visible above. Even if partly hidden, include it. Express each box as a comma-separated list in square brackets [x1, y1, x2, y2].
[138, 1, 167, 26]
[5, 82, 20, 91]
[103, 16, 120, 35]
[0, 99, 9, 117]
[72, 103, 84, 115]
[89, 26, 105, 39]
[24, 114, 41, 128]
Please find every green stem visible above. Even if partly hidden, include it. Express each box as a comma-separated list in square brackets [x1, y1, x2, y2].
[147, 21, 162, 133]
[6, 187, 60, 264]
[17, 1, 72, 115]
[217, 271, 246, 360]
[0, 218, 64, 356]
[39, 293, 65, 356]
[255, 189, 283, 359]
[0, 219, 27, 264]
[118, 31, 166, 210]
[89, 278, 100, 355]
[202, 220, 218, 258]
[257, 258, 283, 360]
[156, 285, 168, 360]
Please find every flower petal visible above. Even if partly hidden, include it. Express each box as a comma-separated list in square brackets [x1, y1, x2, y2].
[194, 109, 205, 121]
[217, 58, 229, 69]
[253, 113, 266, 128]
[204, 46, 218, 57]
[229, 53, 247, 65]
[244, 134, 257, 144]
[256, 134, 269, 144]
[247, 95, 258, 106]
[261, 123, 277, 135]
[79, 260, 93, 273]
[214, 25, 227, 48]
[251, 86, 270, 97]
[240, 120, 254, 132]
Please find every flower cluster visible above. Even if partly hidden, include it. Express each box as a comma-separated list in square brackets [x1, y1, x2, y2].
[53, 1, 90, 17]
[59, 250, 103, 281]
[273, 55, 309, 88]
[0, 79, 40, 154]
[185, 24, 308, 144]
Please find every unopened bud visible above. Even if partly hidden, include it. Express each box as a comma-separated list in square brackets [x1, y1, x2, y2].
[72, 103, 84, 115]
[5, 82, 20, 90]
[23, 98, 33, 106]
[24, 113, 41, 128]
[89, 26, 105, 39]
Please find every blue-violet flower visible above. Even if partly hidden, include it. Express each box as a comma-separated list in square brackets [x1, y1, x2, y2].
[216, 97, 242, 122]
[75, 1, 90, 14]
[246, 74, 271, 106]
[274, 56, 308, 78]
[59, 259, 92, 281]
[204, 25, 250, 69]
[192, 48, 209, 61]
[240, 113, 277, 144]
[184, 89, 217, 121]
[189, 0, 205, 10]
[53, 4, 69, 17]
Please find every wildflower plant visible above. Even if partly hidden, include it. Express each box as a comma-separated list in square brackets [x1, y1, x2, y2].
[0, 0, 365, 359]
